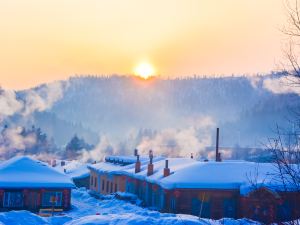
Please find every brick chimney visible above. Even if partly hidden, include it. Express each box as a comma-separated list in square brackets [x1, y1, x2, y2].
[216, 128, 221, 162]
[147, 150, 154, 176]
[163, 159, 170, 177]
[135, 155, 141, 173]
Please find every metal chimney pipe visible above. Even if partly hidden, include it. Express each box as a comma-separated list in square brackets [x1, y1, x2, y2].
[216, 128, 220, 162]
[149, 149, 153, 164]
[165, 159, 168, 169]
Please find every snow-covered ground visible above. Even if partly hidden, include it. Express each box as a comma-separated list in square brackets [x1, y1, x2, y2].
[0, 188, 261, 225]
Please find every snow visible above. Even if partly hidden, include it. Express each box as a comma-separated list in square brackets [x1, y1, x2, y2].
[52, 160, 90, 180]
[88, 156, 289, 194]
[67, 165, 90, 180]
[0, 188, 262, 225]
[0, 156, 75, 188]
[159, 161, 277, 192]
[125, 158, 197, 184]
[88, 156, 165, 176]
[104, 155, 147, 164]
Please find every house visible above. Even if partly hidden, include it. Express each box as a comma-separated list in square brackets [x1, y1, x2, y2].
[88, 156, 138, 195]
[90, 153, 300, 223]
[68, 165, 90, 188]
[145, 159, 300, 223]
[51, 160, 90, 188]
[0, 156, 75, 212]
[123, 157, 196, 209]
[87, 154, 165, 195]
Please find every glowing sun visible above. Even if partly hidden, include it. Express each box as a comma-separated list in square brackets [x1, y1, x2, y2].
[134, 62, 155, 79]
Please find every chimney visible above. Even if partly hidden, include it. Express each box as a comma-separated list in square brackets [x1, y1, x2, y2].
[147, 150, 154, 176]
[216, 128, 221, 162]
[134, 149, 138, 156]
[135, 155, 141, 173]
[163, 159, 170, 177]
[191, 153, 194, 159]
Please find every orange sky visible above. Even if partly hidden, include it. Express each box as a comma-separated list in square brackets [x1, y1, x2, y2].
[0, 0, 287, 90]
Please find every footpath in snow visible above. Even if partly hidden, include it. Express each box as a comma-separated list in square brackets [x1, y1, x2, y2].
[0, 188, 261, 225]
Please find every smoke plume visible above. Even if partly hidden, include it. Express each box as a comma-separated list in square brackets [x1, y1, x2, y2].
[263, 76, 300, 95]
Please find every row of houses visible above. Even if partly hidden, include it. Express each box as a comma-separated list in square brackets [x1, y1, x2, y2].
[88, 151, 300, 223]
[0, 153, 298, 223]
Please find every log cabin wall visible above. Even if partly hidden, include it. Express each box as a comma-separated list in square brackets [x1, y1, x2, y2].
[0, 188, 72, 212]
[239, 189, 300, 223]
[89, 170, 99, 192]
[160, 189, 239, 219]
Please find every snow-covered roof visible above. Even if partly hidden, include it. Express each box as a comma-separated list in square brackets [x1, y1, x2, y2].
[0, 156, 75, 188]
[88, 156, 165, 175]
[159, 161, 279, 193]
[52, 160, 90, 180]
[88, 154, 294, 194]
[67, 164, 90, 180]
[105, 155, 144, 165]
[125, 158, 198, 184]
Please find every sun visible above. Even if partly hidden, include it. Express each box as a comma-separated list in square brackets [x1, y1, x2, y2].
[134, 62, 155, 79]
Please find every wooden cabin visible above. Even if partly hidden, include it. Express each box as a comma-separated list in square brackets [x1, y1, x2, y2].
[151, 160, 300, 223]
[88, 155, 140, 195]
[0, 156, 75, 212]
[91, 153, 300, 223]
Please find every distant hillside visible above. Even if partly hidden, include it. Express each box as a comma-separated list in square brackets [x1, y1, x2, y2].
[9, 73, 295, 150]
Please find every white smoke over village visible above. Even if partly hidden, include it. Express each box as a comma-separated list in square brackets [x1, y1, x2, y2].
[0, 74, 297, 162]
[263, 76, 300, 95]
[80, 136, 114, 163]
[0, 126, 36, 158]
[0, 81, 68, 159]
[78, 116, 216, 163]
[0, 81, 67, 120]
[21, 81, 67, 116]
[0, 89, 23, 122]
[136, 116, 215, 158]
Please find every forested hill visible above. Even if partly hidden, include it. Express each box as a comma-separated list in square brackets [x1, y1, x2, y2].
[16, 74, 300, 148]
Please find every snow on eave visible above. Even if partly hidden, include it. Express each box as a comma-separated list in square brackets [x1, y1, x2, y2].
[158, 161, 281, 190]
[0, 156, 75, 188]
[121, 158, 197, 185]
[88, 156, 165, 176]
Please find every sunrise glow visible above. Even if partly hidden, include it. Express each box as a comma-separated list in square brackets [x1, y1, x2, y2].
[134, 63, 155, 79]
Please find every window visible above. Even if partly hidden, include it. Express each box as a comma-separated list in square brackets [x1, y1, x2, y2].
[3, 192, 23, 208]
[223, 199, 236, 218]
[115, 183, 117, 193]
[42, 192, 62, 207]
[90, 176, 94, 186]
[170, 197, 176, 213]
[94, 177, 97, 187]
[110, 182, 113, 193]
[102, 180, 105, 191]
[106, 181, 109, 192]
[277, 201, 292, 221]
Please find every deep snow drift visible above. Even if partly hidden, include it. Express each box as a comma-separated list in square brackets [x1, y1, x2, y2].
[0, 188, 261, 225]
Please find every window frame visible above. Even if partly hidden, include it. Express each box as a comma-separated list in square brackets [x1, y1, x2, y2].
[42, 191, 63, 207]
[3, 191, 24, 208]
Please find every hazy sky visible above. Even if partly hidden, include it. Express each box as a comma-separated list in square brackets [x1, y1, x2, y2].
[0, 0, 287, 89]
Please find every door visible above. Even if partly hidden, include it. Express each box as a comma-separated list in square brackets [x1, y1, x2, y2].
[28, 191, 38, 210]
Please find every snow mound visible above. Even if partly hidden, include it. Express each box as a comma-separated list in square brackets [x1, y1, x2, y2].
[0, 210, 48, 225]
